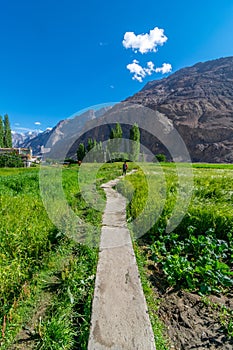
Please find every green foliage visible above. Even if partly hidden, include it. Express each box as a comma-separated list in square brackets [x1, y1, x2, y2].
[150, 228, 233, 293]
[155, 154, 167, 162]
[129, 123, 140, 161]
[0, 114, 13, 148]
[110, 122, 122, 139]
[87, 141, 104, 162]
[0, 153, 24, 167]
[0, 163, 129, 348]
[219, 305, 233, 337]
[77, 140, 104, 162]
[36, 244, 97, 350]
[134, 244, 169, 350]
[37, 311, 76, 349]
[3, 114, 12, 148]
[77, 143, 86, 161]
[0, 168, 94, 347]
[118, 163, 233, 295]
[108, 123, 123, 160]
[87, 138, 96, 152]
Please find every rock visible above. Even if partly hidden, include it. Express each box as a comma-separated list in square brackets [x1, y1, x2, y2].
[20, 56, 233, 163]
[126, 56, 233, 163]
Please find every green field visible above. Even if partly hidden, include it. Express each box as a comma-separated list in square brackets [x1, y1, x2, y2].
[118, 163, 233, 294]
[0, 162, 232, 348]
[0, 164, 123, 349]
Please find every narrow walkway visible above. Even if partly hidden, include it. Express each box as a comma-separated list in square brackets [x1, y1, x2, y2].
[88, 176, 156, 350]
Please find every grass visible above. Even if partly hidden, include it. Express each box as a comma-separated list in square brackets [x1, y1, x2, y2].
[35, 242, 98, 350]
[118, 163, 233, 294]
[133, 243, 170, 350]
[1, 161, 233, 348]
[0, 163, 128, 349]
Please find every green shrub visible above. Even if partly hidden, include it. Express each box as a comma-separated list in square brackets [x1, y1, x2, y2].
[119, 163, 233, 294]
[0, 154, 24, 167]
[154, 154, 167, 162]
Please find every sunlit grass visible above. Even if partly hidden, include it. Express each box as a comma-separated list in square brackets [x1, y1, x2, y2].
[118, 162, 233, 295]
[0, 162, 133, 348]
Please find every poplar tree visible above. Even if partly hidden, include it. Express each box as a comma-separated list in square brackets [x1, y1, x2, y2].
[87, 138, 97, 152]
[108, 123, 123, 158]
[0, 116, 4, 148]
[129, 123, 140, 161]
[77, 143, 86, 161]
[110, 122, 122, 139]
[4, 114, 12, 148]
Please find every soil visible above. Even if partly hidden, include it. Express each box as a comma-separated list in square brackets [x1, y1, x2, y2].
[8, 292, 52, 350]
[147, 260, 233, 350]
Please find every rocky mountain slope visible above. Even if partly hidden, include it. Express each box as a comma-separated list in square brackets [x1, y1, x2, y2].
[126, 56, 233, 162]
[20, 56, 233, 162]
[18, 107, 112, 156]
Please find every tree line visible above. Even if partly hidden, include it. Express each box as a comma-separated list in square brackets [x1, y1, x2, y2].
[77, 123, 140, 162]
[0, 114, 12, 148]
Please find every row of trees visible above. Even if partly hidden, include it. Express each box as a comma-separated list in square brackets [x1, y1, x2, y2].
[77, 123, 140, 162]
[0, 114, 12, 148]
[77, 138, 104, 163]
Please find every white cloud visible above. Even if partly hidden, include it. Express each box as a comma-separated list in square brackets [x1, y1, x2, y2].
[34, 121, 41, 125]
[127, 60, 172, 82]
[123, 27, 168, 54]
[126, 60, 146, 82]
[155, 63, 172, 74]
[14, 127, 34, 132]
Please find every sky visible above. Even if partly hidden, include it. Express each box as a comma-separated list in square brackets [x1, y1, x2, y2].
[1, 0, 233, 132]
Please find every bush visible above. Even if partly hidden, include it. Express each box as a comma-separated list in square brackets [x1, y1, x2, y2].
[0, 153, 24, 167]
[154, 154, 166, 162]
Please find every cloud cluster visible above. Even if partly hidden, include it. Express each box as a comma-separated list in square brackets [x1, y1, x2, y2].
[34, 121, 41, 125]
[123, 27, 168, 54]
[123, 26, 172, 82]
[127, 60, 172, 82]
[155, 63, 172, 74]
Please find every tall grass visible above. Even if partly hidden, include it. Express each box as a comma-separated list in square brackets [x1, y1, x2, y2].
[2, 162, 232, 348]
[117, 163, 233, 294]
[0, 163, 125, 348]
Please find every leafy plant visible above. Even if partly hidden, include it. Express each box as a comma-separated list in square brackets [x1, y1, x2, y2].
[119, 163, 233, 295]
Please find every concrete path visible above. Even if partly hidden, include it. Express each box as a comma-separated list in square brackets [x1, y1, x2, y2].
[88, 176, 156, 350]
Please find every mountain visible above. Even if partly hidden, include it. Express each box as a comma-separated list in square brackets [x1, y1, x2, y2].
[125, 56, 233, 162]
[12, 130, 44, 148]
[19, 56, 233, 162]
[17, 107, 112, 156]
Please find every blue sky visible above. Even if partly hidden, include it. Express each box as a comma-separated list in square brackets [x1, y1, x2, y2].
[1, 0, 233, 132]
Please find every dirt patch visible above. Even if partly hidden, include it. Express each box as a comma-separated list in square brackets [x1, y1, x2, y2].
[148, 262, 233, 350]
[158, 290, 233, 350]
[9, 292, 52, 350]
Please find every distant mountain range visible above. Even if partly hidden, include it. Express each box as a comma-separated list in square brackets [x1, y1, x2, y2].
[12, 129, 44, 148]
[13, 107, 112, 156]
[16, 56, 233, 163]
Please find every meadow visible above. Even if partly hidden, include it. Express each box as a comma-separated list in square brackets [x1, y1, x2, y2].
[0, 162, 232, 349]
[117, 162, 233, 345]
[0, 164, 122, 349]
[117, 163, 233, 294]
